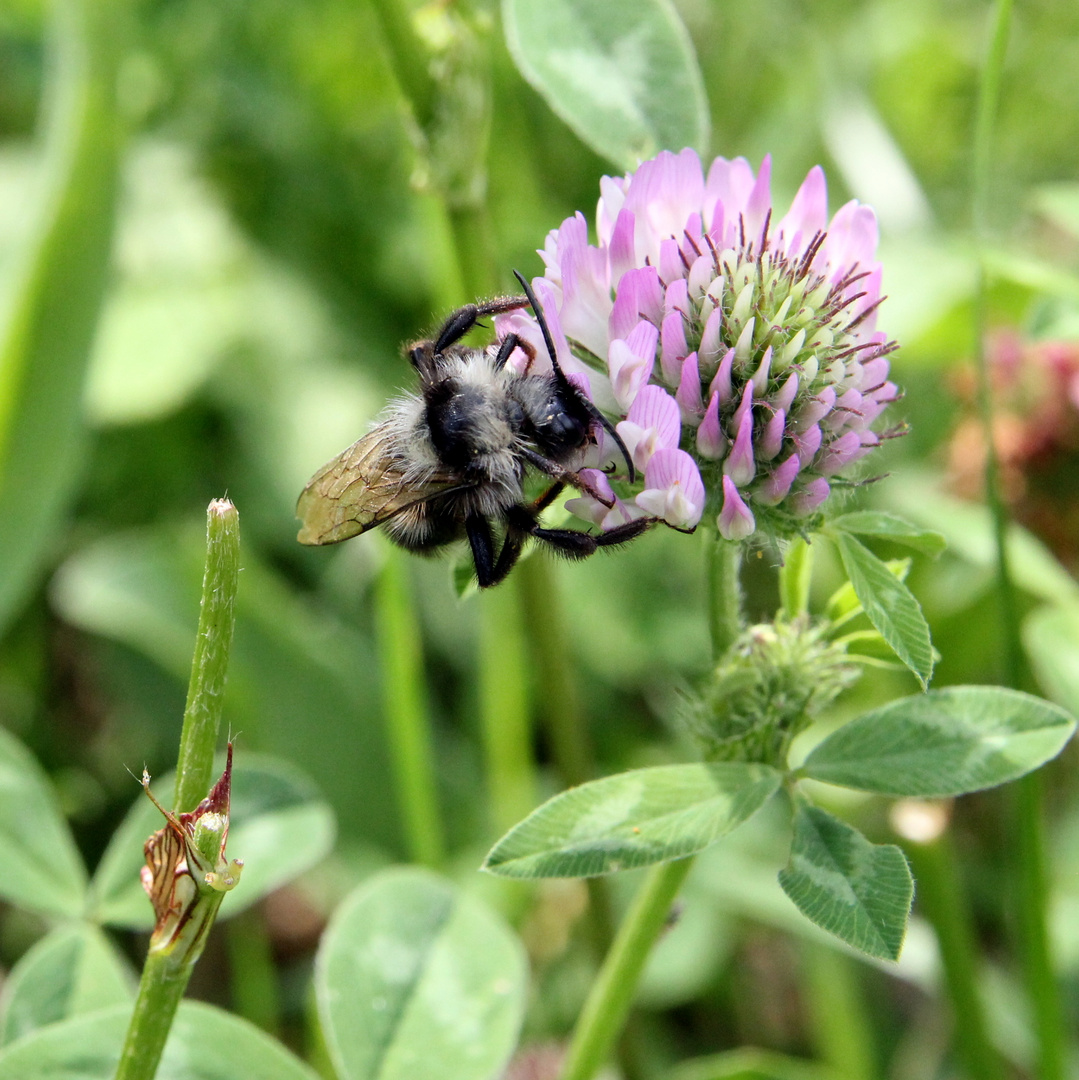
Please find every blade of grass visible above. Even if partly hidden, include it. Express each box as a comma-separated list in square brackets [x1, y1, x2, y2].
[479, 577, 536, 835]
[894, 805, 1005, 1080]
[374, 549, 445, 867]
[0, 0, 126, 635]
[970, 3, 1064, 1076]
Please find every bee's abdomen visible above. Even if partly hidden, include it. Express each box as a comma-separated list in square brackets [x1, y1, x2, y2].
[386, 497, 464, 552]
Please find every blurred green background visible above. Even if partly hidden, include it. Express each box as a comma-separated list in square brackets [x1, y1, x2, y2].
[2, 0, 1079, 1075]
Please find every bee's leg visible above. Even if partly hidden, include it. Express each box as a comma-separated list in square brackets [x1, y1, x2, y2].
[591, 519, 657, 546]
[519, 452, 623, 509]
[465, 514, 498, 588]
[530, 518, 654, 560]
[435, 296, 530, 354]
[531, 482, 565, 514]
[488, 530, 525, 586]
[519, 447, 585, 486]
[491, 332, 536, 372]
[466, 514, 526, 588]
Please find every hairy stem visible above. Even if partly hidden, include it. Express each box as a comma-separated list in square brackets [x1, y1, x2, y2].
[113, 954, 191, 1080]
[707, 534, 743, 660]
[779, 536, 813, 618]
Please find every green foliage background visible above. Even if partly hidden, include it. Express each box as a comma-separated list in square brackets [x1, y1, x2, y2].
[2, 0, 1079, 1074]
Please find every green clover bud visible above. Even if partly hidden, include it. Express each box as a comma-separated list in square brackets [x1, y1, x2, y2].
[684, 618, 859, 767]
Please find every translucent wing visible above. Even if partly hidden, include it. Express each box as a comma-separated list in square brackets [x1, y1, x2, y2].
[296, 424, 467, 545]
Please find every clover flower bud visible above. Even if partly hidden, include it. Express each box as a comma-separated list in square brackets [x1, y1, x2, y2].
[684, 619, 860, 766]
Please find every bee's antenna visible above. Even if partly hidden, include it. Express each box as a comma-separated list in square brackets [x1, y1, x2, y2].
[513, 270, 562, 374]
[512, 270, 636, 483]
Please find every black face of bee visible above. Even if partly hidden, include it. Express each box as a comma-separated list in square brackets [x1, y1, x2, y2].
[296, 271, 655, 587]
[528, 391, 589, 456]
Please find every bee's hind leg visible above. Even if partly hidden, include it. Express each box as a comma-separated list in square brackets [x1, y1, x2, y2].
[465, 515, 498, 588]
[530, 518, 654, 560]
[467, 513, 526, 588]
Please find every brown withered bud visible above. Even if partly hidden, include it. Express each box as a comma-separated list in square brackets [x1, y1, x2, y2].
[141, 744, 244, 960]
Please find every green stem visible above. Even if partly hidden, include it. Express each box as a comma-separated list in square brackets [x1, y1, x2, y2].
[706, 534, 743, 660]
[902, 829, 1005, 1080]
[115, 501, 241, 1080]
[173, 500, 241, 811]
[366, 0, 435, 129]
[1010, 771, 1062, 1079]
[970, 3, 1063, 1075]
[801, 941, 876, 1080]
[779, 537, 813, 618]
[478, 577, 535, 834]
[559, 858, 694, 1080]
[517, 556, 593, 788]
[448, 202, 497, 301]
[374, 550, 444, 867]
[113, 954, 191, 1080]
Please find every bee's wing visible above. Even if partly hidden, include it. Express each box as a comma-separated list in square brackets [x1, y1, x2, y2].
[296, 425, 466, 545]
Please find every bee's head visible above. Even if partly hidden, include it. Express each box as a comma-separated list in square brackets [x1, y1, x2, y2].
[512, 269, 636, 482]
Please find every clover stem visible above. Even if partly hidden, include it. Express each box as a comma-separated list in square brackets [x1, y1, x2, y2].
[115, 500, 241, 1080]
[779, 536, 813, 618]
[173, 500, 241, 811]
[559, 858, 694, 1080]
[707, 533, 743, 660]
[902, 828, 1005, 1080]
[113, 955, 191, 1080]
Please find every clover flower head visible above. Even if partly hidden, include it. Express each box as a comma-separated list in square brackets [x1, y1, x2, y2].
[947, 331, 1079, 565]
[503, 148, 900, 541]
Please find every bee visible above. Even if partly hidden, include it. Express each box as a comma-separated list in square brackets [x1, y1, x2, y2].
[296, 273, 652, 587]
